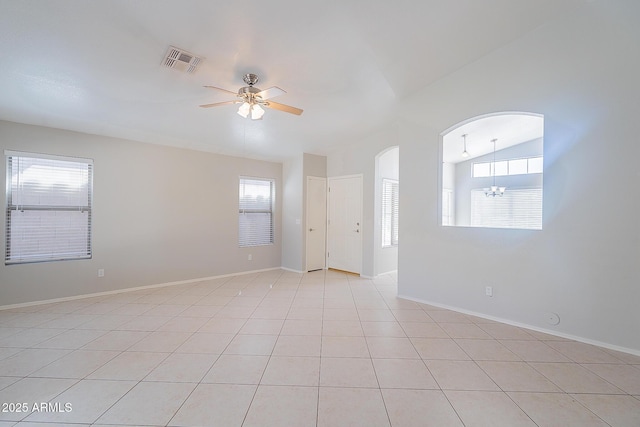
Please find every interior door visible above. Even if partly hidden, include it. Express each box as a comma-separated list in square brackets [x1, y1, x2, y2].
[306, 176, 327, 271]
[327, 175, 362, 274]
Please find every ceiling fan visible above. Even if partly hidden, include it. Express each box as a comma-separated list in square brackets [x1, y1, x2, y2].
[200, 73, 303, 120]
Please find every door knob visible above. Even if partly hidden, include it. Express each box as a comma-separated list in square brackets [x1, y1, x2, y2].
[309, 228, 315, 232]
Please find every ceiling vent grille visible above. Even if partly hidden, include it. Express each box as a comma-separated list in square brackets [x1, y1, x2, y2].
[162, 46, 202, 74]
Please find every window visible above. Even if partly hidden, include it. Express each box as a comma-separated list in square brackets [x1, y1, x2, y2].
[441, 113, 543, 229]
[471, 188, 542, 229]
[473, 162, 491, 178]
[508, 158, 528, 175]
[5, 151, 93, 264]
[239, 177, 274, 247]
[472, 156, 543, 178]
[442, 189, 454, 226]
[381, 179, 399, 247]
[528, 156, 543, 174]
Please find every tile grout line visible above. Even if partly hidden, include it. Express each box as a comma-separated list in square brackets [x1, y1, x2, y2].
[238, 269, 288, 427]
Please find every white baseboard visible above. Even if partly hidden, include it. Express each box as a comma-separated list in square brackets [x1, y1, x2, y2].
[0, 267, 281, 311]
[280, 267, 306, 274]
[360, 270, 397, 280]
[398, 293, 640, 357]
[375, 269, 398, 277]
[0, 265, 366, 310]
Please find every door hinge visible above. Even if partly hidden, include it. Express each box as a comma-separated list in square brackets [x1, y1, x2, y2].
[327, 252, 329, 258]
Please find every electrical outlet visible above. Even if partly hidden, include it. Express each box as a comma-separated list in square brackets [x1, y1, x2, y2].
[485, 286, 493, 297]
[97, 268, 105, 278]
[248, 254, 252, 261]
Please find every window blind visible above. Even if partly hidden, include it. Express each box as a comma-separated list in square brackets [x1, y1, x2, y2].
[470, 188, 542, 230]
[5, 152, 93, 264]
[382, 179, 399, 247]
[239, 177, 274, 247]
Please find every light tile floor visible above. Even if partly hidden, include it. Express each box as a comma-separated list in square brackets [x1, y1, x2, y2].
[0, 269, 639, 426]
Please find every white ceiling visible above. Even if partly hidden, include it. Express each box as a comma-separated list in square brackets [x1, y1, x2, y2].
[0, 0, 586, 161]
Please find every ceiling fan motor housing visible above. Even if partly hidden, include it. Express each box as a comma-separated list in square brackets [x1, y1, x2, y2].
[238, 86, 262, 103]
[243, 73, 259, 86]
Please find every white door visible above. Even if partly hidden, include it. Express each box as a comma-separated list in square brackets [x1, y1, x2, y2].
[328, 175, 362, 274]
[306, 176, 327, 271]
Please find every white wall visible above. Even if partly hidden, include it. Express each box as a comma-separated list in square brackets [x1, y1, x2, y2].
[281, 153, 327, 272]
[442, 162, 455, 190]
[397, 0, 640, 352]
[0, 120, 282, 306]
[281, 155, 303, 271]
[324, 0, 640, 353]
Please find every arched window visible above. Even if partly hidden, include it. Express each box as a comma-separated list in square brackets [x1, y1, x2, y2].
[441, 113, 543, 230]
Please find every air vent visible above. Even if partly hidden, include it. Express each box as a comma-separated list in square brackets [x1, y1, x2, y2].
[162, 46, 202, 74]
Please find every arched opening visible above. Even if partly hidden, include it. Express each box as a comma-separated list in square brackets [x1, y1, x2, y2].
[375, 146, 399, 276]
[441, 112, 543, 229]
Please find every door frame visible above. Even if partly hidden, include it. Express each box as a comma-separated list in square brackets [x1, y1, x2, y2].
[305, 176, 327, 272]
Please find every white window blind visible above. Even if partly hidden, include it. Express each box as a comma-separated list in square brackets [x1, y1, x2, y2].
[471, 188, 542, 230]
[382, 179, 399, 247]
[5, 151, 93, 264]
[239, 177, 274, 247]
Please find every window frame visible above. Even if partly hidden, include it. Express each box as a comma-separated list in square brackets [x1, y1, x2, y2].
[238, 176, 275, 248]
[381, 178, 399, 248]
[5, 151, 93, 265]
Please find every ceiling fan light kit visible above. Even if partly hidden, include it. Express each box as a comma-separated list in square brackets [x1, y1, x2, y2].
[201, 73, 303, 120]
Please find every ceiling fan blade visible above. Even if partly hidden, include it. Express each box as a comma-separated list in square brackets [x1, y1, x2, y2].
[203, 85, 239, 96]
[199, 100, 240, 108]
[264, 100, 303, 115]
[255, 86, 286, 100]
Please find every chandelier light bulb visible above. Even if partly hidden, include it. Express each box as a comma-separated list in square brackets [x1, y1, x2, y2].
[251, 104, 265, 120]
[237, 102, 251, 118]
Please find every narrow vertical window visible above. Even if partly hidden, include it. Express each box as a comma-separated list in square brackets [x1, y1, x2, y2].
[442, 189, 454, 226]
[5, 151, 93, 264]
[381, 178, 399, 247]
[239, 177, 274, 247]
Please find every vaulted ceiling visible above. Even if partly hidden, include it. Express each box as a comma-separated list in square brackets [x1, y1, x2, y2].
[0, 0, 587, 161]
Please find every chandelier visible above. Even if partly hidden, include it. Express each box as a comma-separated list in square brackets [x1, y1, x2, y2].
[484, 138, 506, 197]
